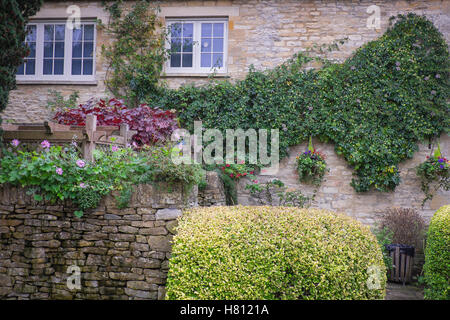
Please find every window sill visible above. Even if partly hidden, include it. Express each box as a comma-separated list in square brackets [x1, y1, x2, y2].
[161, 73, 230, 78]
[16, 80, 98, 85]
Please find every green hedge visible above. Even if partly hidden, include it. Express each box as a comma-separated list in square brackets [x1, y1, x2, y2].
[424, 205, 450, 300]
[166, 206, 386, 300]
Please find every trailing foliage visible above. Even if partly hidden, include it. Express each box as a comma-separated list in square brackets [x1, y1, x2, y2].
[53, 98, 178, 146]
[0, 141, 202, 217]
[416, 153, 449, 206]
[0, 0, 42, 132]
[99, 0, 168, 107]
[166, 206, 386, 300]
[151, 14, 449, 193]
[423, 205, 450, 300]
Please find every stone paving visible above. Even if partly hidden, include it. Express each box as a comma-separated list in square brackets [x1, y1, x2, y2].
[385, 283, 424, 300]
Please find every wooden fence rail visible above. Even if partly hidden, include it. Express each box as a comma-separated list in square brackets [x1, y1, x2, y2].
[1, 114, 136, 161]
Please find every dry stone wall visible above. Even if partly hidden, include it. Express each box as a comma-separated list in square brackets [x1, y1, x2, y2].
[0, 183, 197, 300]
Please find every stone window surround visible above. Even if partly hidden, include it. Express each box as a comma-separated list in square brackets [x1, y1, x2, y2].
[16, 19, 97, 85]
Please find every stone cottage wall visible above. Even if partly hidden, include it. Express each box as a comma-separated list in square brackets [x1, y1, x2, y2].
[2, 0, 449, 123]
[238, 134, 450, 226]
[0, 183, 197, 300]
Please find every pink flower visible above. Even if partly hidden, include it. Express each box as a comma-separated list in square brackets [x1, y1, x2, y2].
[56, 167, 63, 175]
[76, 160, 86, 168]
[11, 139, 20, 147]
[111, 145, 119, 152]
[79, 183, 86, 188]
[41, 140, 50, 148]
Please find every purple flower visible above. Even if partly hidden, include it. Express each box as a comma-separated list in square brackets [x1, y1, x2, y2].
[56, 167, 63, 175]
[111, 145, 119, 152]
[395, 61, 401, 67]
[308, 106, 313, 111]
[11, 139, 20, 147]
[350, 66, 356, 70]
[438, 158, 444, 163]
[41, 140, 51, 149]
[76, 159, 86, 168]
[435, 74, 441, 79]
[431, 90, 436, 95]
[424, 76, 429, 81]
[79, 183, 86, 188]
[440, 165, 444, 169]
[396, 66, 401, 71]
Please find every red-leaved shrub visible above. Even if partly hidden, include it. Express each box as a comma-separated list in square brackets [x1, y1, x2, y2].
[53, 98, 178, 146]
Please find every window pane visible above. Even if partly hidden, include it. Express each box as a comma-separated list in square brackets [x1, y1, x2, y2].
[183, 38, 193, 53]
[44, 42, 53, 58]
[201, 23, 212, 37]
[55, 25, 65, 40]
[182, 54, 192, 67]
[26, 26, 36, 42]
[201, 53, 211, 67]
[183, 23, 193, 38]
[44, 25, 54, 41]
[73, 27, 83, 42]
[43, 59, 53, 74]
[16, 63, 25, 75]
[170, 23, 181, 38]
[28, 43, 36, 58]
[83, 59, 93, 75]
[212, 53, 223, 67]
[72, 42, 82, 58]
[213, 38, 223, 52]
[54, 42, 64, 58]
[201, 38, 212, 53]
[170, 54, 181, 67]
[72, 59, 82, 75]
[213, 23, 224, 37]
[84, 25, 94, 40]
[171, 38, 181, 53]
[84, 42, 93, 58]
[25, 60, 35, 75]
[54, 59, 64, 74]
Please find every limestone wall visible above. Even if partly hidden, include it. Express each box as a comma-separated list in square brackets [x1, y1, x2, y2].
[237, 134, 450, 226]
[2, 0, 448, 122]
[0, 183, 197, 300]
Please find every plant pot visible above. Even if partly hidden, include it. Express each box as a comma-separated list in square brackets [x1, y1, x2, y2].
[385, 244, 415, 284]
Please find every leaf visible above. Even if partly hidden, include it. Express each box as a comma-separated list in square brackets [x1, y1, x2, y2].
[74, 210, 84, 218]
[33, 194, 43, 202]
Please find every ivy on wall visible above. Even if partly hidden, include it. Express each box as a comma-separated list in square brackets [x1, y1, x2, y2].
[150, 13, 450, 192]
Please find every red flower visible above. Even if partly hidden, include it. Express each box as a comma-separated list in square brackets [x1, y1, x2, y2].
[226, 164, 230, 167]
[230, 173, 234, 178]
[250, 171, 254, 174]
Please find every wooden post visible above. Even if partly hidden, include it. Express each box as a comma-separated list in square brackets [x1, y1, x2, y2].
[83, 114, 97, 161]
[120, 123, 129, 145]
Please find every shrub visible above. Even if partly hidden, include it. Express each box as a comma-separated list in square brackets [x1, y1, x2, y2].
[423, 205, 450, 300]
[378, 208, 425, 246]
[0, 141, 202, 217]
[53, 98, 178, 146]
[0, 0, 42, 135]
[152, 13, 449, 193]
[166, 206, 386, 300]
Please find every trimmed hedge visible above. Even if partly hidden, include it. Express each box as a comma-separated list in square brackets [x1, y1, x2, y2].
[166, 206, 386, 300]
[423, 205, 450, 300]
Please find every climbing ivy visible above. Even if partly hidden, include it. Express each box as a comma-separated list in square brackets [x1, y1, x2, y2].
[150, 13, 449, 192]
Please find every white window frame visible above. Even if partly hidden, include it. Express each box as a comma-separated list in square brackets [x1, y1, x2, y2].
[16, 19, 97, 83]
[165, 18, 228, 75]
